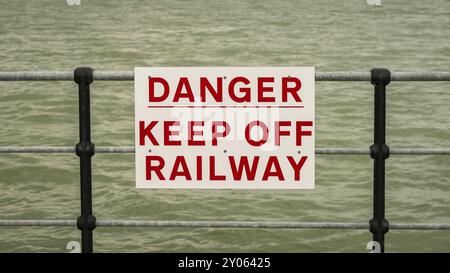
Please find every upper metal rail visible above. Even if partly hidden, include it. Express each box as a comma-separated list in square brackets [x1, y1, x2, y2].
[1, 71, 450, 81]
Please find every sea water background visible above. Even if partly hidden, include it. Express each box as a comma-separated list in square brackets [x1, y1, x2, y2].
[0, 0, 449, 252]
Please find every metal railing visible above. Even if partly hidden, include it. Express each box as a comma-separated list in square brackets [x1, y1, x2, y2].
[1, 69, 449, 253]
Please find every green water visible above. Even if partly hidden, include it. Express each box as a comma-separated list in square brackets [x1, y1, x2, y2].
[0, 0, 449, 252]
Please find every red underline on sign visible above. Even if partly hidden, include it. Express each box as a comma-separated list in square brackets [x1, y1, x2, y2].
[147, 105, 304, 108]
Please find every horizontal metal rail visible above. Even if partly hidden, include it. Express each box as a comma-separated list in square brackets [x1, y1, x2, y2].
[0, 146, 449, 155]
[0, 219, 448, 230]
[1, 71, 450, 81]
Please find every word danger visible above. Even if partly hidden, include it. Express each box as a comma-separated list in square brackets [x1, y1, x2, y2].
[149, 76, 302, 103]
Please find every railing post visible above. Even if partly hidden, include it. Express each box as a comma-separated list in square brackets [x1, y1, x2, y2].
[74, 67, 96, 253]
[369, 68, 390, 253]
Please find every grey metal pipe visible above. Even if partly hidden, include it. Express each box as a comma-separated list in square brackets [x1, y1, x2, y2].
[96, 220, 368, 229]
[0, 220, 77, 226]
[1, 71, 450, 81]
[0, 219, 449, 230]
[1, 146, 449, 155]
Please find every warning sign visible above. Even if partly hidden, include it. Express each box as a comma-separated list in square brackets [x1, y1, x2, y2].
[135, 67, 315, 189]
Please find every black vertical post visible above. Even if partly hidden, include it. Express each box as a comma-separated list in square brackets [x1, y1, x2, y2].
[369, 68, 390, 253]
[74, 67, 96, 253]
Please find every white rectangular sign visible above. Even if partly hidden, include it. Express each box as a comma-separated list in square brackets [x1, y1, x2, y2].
[135, 67, 315, 189]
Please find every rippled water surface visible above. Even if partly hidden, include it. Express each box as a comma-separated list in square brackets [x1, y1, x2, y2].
[0, 0, 449, 252]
